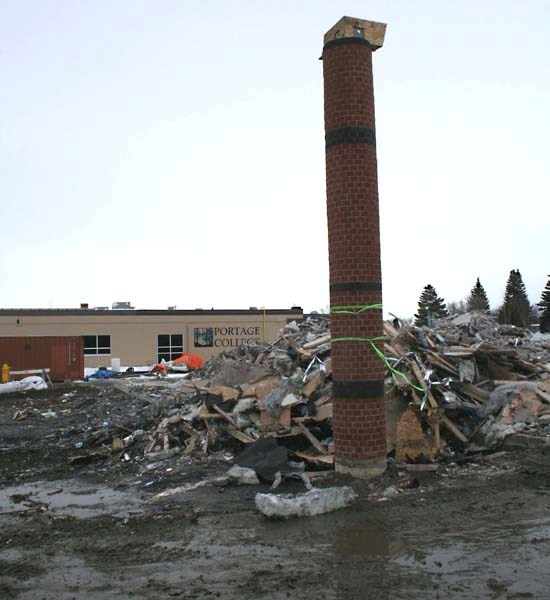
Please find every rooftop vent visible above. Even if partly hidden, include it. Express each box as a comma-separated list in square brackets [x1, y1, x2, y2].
[112, 302, 134, 310]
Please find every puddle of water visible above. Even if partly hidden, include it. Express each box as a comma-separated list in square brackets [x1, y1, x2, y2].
[332, 520, 407, 557]
[0, 479, 144, 518]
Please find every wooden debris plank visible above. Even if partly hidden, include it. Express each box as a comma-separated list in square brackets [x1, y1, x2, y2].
[225, 425, 255, 444]
[179, 422, 200, 438]
[536, 389, 550, 404]
[396, 463, 438, 472]
[292, 403, 333, 423]
[296, 421, 328, 455]
[383, 322, 399, 338]
[312, 403, 332, 421]
[305, 470, 334, 480]
[395, 405, 438, 462]
[212, 404, 237, 427]
[384, 343, 401, 358]
[314, 394, 332, 407]
[425, 350, 458, 375]
[260, 406, 291, 431]
[486, 359, 520, 381]
[294, 451, 334, 465]
[150, 477, 229, 501]
[384, 340, 408, 358]
[425, 334, 437, 349]
[411, 389, 423, 406]
[281, 394, 304, 408]
[250, 376, 282, 401]
[270, 426, 302, 438]
[444, 349, 475, 357]
[303, 371, 323, 398]
[298, 349, 314, 362]
[440, 415, 468, 443]
[209, 385, 240, 402]
[426, 409, 441, 451]
[302, 334, 331, 350]
[42, 369, 53, 386]
[199, 401, 228, 420]
[10, 368, 51, 375]
[512, 359, 540, 372]
[451, 381, 489, 403]
[238, 383, 256, 397]
[409, 361, 428, 392]
[474, 343, 517, 355]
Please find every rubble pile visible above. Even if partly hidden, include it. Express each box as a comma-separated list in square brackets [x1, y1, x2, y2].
[10, 313, 550, 490]
[383, 312, 550, 461]
[72, 316, 336, 481]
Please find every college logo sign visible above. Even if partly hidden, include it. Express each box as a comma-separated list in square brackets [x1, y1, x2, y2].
[193, 326, 261, 348]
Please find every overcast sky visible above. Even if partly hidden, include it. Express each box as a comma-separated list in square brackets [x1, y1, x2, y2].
[1, 0, 548, 318]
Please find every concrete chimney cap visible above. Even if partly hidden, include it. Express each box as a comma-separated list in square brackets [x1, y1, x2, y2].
[324, 16, 386, 50]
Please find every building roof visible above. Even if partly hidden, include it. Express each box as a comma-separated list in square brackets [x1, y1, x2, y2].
[0, 308, 303, 317]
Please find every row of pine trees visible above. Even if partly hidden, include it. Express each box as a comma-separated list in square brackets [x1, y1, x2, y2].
[415, 270, 550, 333]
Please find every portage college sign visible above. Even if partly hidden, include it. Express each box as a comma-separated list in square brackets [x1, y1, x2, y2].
[193, 326, 262, 348]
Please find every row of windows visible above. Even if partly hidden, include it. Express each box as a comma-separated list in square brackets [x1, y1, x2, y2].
[83, 334, 184, 362]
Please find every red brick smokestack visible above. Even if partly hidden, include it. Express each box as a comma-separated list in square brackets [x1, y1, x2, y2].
[322, 17, 387, 478]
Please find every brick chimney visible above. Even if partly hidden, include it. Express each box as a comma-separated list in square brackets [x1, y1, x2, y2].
[322, 16, 387, 478]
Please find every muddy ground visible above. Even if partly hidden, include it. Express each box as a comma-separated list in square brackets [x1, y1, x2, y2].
[1, 384, 550, 599]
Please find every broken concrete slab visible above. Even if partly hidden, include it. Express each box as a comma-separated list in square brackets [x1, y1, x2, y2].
[226, 465, 260, 485]
[255, 486, 357, 519]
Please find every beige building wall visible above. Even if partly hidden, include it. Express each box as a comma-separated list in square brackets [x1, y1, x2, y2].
[0, 309, 302, 369]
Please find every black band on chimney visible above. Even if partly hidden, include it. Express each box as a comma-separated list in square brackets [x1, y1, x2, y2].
[330, 281, 382, 292]
[325, 127, 376, 148]
[323, 37, 372, 52]
[333, 379, 385, 398]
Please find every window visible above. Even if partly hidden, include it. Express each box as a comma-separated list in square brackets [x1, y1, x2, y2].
[83, 335, 111, 356]
[157, 334, 183, 362]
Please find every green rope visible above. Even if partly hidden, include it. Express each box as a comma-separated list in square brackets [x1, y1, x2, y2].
[330, 305, 425, 393]
[330, 304, 383, 315]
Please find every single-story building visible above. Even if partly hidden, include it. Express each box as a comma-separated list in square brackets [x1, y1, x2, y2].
[0, 306, 303, 369]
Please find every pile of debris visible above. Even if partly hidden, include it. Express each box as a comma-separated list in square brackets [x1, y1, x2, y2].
[384, 312, 550, 462]
[71, 312, 549, 479]
[74, 316, 335, 478]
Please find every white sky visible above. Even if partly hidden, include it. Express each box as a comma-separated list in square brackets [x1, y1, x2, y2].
[1, 0, 548, 318]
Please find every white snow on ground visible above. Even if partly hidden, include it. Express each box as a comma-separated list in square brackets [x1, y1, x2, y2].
[0, 376, 47, 394]
[84, 365, 153, 378]
[83, 366, 191, 381]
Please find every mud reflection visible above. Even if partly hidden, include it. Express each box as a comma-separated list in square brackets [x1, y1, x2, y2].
[330, 517, 399, 600]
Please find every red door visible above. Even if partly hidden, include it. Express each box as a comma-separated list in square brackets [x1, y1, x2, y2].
[49, 338, 83, 381]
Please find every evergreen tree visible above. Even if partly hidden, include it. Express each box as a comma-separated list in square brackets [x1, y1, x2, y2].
[498, 269, 531, 328]
[539, 275, 550, 333]
[466, 277, 490, 312]
[415, 284, 449, 326]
